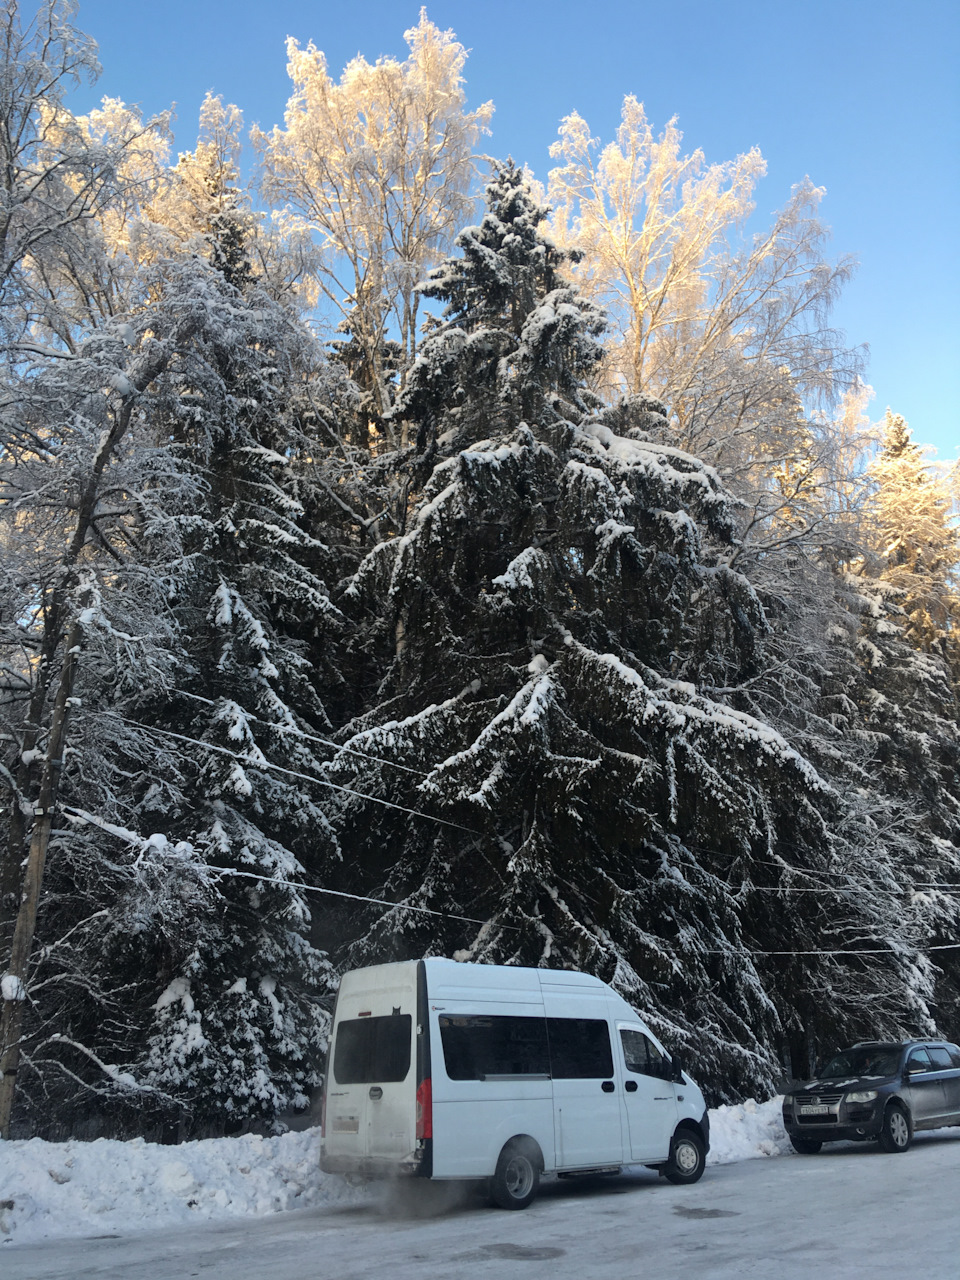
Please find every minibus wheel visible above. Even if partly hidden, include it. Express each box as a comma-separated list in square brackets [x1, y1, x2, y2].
[491, 1139, 541, 1210]
[664, 1127, 706, 1185]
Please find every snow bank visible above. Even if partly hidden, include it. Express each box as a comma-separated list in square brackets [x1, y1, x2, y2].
[1, 1099, 792, 1246]
[706, 1096, 793, 1164]
[0, 1127, 364, 1247]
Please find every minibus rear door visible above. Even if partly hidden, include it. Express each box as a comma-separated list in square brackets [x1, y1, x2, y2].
[330, 1011, 415, 1161]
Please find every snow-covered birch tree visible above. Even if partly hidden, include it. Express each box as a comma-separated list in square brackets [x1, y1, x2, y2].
[253, 9, 493, 434]
[866, 411, 959, 670]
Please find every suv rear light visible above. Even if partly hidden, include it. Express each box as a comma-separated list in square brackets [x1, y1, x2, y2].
[416, 1077, 432, 1140]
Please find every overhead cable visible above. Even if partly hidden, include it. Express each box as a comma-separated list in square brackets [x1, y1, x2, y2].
[172, 688, 428, 777]
[113, 715, 479, 834]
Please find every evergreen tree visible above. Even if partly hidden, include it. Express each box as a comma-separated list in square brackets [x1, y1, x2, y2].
[327, 167, 917, 1099]
[396, 160, 605, 453]
[125, 253, 346, 1131]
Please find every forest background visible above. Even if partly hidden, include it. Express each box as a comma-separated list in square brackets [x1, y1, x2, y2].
[0, 0, 957, 1141]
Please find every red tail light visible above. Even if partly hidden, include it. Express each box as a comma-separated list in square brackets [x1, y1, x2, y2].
[320, 1085, 327, 1138]
[415, 1077, 432, 1140]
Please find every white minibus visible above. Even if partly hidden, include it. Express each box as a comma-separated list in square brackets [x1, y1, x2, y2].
[320, 958, 709, 1209]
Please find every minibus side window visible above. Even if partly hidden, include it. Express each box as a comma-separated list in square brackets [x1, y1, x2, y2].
[438, 1015, 549, 1080]
[620, 1027, 669, 1078]
[546, 1018, 614, 1078]
[333, 1015, 412, 1084]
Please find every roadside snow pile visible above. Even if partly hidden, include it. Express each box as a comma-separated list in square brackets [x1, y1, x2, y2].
[1, 1098, 792, 1245]
[0, 1126, 365, 1246]
[707, 1096, 793, 1164]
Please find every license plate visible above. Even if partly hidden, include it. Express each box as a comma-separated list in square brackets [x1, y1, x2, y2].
[800, 1104, 830, 1115]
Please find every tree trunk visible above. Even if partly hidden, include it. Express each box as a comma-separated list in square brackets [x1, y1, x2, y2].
[0, 618, 81, 1138]
[0, 339, 173, 1138]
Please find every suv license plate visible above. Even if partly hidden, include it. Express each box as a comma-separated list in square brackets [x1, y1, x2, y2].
[800, 1105, 830, 1115]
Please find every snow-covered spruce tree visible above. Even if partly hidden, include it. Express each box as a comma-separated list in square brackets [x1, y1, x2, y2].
[698, 402, 960, 1065]
[831, 568, 960, 1034]
[1, 172, 356, 1135]
[693, 543, 956, 1072]
[323, 164, 910, 1100]
[110, 251, 348, 1134]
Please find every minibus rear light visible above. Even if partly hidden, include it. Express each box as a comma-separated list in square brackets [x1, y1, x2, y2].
[320, 1085, 327, 1138]
[415, 1077, 432, 1140]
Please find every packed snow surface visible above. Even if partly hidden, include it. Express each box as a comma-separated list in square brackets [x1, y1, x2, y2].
[0, 1097, 792, 1246]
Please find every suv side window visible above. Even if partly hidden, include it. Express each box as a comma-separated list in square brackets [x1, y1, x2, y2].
[620, 1027, 669, 1077]
[905, 1047, 934, 1073]
[948, 1045, 960, 1069]
[926, 1046, 954, 1070]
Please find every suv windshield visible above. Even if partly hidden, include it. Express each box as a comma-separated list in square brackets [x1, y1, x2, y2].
[819, 1046, 901, 1079]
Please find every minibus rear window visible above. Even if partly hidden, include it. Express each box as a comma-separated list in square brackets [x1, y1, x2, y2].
[546, 1018, 614, 1079]
[333, 1015, 412, 1084]
[439, 1015, 549, 1080]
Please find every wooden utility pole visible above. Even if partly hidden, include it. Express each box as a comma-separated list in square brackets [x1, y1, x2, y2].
[0, 619, 81, 1138]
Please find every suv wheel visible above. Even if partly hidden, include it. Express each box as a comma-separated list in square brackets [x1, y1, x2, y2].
[789, 1136, 823, 1155]
[877, 1103, 911, 1153]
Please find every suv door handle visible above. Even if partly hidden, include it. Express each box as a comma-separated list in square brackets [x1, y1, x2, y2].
[601, 1080, 615, 1093]
[625, 1080, 638, 1092]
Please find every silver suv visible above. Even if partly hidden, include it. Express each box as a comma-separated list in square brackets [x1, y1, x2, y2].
[781, 1040, 960, 1154]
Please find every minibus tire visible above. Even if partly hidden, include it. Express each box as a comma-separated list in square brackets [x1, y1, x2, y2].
[491, 1140, 541, 1210]
[664, 1128, 706, 1185]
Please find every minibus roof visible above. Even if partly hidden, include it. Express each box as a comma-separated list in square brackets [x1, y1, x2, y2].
[423, 958, 609, 990]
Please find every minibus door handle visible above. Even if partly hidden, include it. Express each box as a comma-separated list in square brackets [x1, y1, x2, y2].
[601, 1080, 615, 1093]
[625, 1080, 638, 1092]
[368, 1086, 383, 1100]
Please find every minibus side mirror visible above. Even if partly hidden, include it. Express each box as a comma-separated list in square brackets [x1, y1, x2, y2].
[670, 1055, 685, 1084]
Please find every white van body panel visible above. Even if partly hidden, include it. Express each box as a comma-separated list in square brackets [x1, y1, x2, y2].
[540, 988, 624, 1170]
[320, 958, 708, 1183]
[429, 988, 554, 1179]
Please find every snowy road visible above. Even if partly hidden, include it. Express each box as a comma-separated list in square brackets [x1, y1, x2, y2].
[5, 1131, 959, 1280]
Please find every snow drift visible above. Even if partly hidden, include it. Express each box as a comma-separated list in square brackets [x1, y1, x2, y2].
[0, 1098, 790, 1245]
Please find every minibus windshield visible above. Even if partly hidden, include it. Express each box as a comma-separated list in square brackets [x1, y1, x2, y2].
[333, 1015, 412, 1084]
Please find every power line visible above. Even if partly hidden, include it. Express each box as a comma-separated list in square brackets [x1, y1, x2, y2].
[113, 715, 479, 834]
[728, 885, 960, 895]
[60, 805, 498, 929]
[210, 866, 499, 928]
[699, 852, 960, 894]
[702, 943, 960, 956]
[171, 689, 429, 777]
[56, 806, 960, 954]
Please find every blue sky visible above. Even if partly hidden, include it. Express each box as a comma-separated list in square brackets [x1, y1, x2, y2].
[71, 0, 959, 460]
